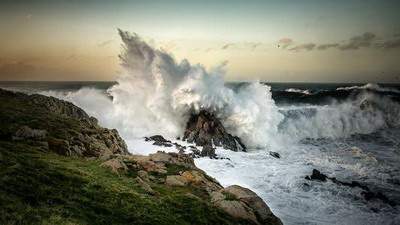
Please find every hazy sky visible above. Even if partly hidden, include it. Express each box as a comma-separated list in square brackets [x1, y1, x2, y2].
[1, 0, 400, 82]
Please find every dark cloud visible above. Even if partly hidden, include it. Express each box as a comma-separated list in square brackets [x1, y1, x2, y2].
[289, 43, 316, 51]
[277, 38, 293, 49]
[317, 43, 339, 50]
[338, 32, 376, 50]
[283, 32, 400, 52]
[376, 38, 400, 49]
[97, 40, 113, 47]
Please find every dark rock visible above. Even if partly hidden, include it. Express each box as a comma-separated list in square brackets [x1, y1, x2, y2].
[305, 169, 396, 207]
[305, 169, 328, 182]
[200, 145, 216, 158]
[269, 151, 280, 159]
[174, 143, 186, 153]
[361, 191, 396, 207]
[153, 141, 173, 147]
[145, 135, 174, 147]
[145, 135, 171, 143]
[183, 110, 246, 152]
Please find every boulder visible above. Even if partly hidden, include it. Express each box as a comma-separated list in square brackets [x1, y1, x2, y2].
[183, 110, 246, 152]
[215, 200, 258, 224]
[211, 185, 282, 225]
[305, 169, 327, 182]
[224, 185, 283, 225]
[269, 151, 281, 159]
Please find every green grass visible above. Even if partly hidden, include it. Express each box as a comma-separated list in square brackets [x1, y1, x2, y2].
[0, 141, 255, 225]
[0, 90, 255, 225]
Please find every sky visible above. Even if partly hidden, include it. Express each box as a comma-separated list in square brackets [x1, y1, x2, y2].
[0, 0, 400, 82]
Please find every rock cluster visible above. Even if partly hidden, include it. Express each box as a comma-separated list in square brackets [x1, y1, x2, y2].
[145, 135, 219, 158]
[183, 110, 246, 152]
[305, 169, 396, 207]
[101, 151, 282, 225]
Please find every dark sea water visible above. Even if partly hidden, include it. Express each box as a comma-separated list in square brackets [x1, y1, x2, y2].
[1, 81, 400, 225]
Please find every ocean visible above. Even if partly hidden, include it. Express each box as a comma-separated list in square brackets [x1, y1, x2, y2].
[1, 81, 400, 225]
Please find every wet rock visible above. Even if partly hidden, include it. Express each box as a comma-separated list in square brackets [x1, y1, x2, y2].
[361, 191, 396, 207]
[145, 135, 175, 147]
[305, 169, 397, 207]
[183, 110, 246, 152]
[145, 135, 171, 143]
[174, 143, 186, 153]
[305, 169, 328, 182]
[200, 145, 216, 158]
[269, 151, 280, 159]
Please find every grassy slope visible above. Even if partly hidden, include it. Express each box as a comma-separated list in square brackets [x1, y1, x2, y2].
[0, 91, 252, 225]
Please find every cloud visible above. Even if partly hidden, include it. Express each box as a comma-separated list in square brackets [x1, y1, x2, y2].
[283, 32, 400, 52]
[289, 43, 316, 51]
[221, 43, 235, 50]
[338, 32, 376, 50]
[66, 54, 77, 60]
[246, 42, 262, 51]
[0, 60, 37, 79]
[376, 38, 400, 49]
[317, 43, 339, 50]
[278, 38, 293, 49]
[97, 40, 113, 47]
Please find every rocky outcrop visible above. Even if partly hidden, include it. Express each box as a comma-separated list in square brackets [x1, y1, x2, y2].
[101, 151, 282, 225]
[0, 88, 129, 157]
[183, 110, 246, 152]
[1, 89, 282, 224]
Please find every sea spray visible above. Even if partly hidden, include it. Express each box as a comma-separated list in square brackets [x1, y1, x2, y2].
[43, 30, 284, 149]
[39, 31, 400, 150]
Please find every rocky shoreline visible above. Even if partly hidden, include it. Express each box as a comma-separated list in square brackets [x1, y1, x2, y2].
[0, 88, 282, 225]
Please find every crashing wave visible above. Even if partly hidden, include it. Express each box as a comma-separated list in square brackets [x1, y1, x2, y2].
[43, 30, 284, 149]
[40, 31, 400, 150]
[337, 83, 400, 94]
[277, 92, 400, 140]
[285, 88, 311, 95]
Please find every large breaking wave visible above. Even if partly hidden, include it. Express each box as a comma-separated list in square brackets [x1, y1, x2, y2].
[41, 30, 400, 150]
[44, 30, 284, 148]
